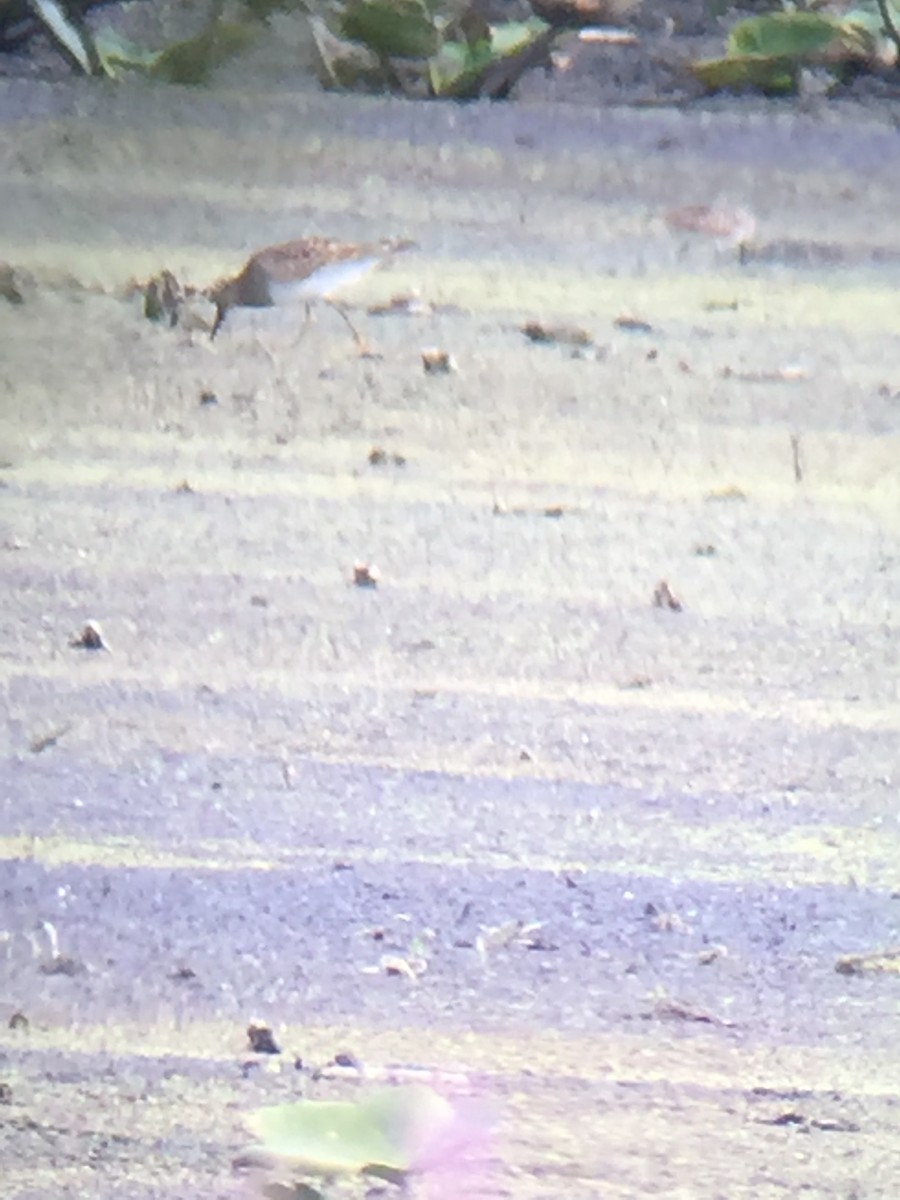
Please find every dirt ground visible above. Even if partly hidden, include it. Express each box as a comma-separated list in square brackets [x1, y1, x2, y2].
[1, 8, 900, 1198]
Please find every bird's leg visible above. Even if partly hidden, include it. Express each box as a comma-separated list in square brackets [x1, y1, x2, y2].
[210, 303, 227, 340]
[327, 301, 378, 358]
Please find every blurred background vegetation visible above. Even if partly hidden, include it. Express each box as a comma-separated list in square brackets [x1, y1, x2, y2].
[1, 0, 897, 97]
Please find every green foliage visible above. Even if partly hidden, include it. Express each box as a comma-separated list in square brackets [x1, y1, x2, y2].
[95, 21, 257, 84]
[246, 1085, 464, 1192]
[727, 9, 839, 53]
[690, 6, 889, 93]
[428, 19, 549, 96]
[341, 0, 443, 59]
[332, 0, 553, 96]
[16, 0, 556, 98]
[242, 0, 307, 15]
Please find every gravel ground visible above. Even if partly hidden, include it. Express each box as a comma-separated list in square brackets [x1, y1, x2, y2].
[1, 34, 899, 1200]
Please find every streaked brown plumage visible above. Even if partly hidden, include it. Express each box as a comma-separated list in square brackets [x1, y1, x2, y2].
[208, 236, 415, 340]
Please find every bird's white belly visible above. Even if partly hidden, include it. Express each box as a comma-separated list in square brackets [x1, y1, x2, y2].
[268, 256, 381, 305]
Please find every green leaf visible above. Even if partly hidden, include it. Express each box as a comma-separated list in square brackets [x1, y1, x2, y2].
[689, 52, 799, 93]
[149, 21, 258, 84]
[246, 1086, 457, 1177]
[94, 20, 257, 84]
[690, 8, 887, 93]
[726, 11, 841, 58]
[429, 18, 550, 97]
[93, 28, 163, 77]
[341, 0, 442, 59]
[489, 18, 548, 54]
[429, 38, 491, 94]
